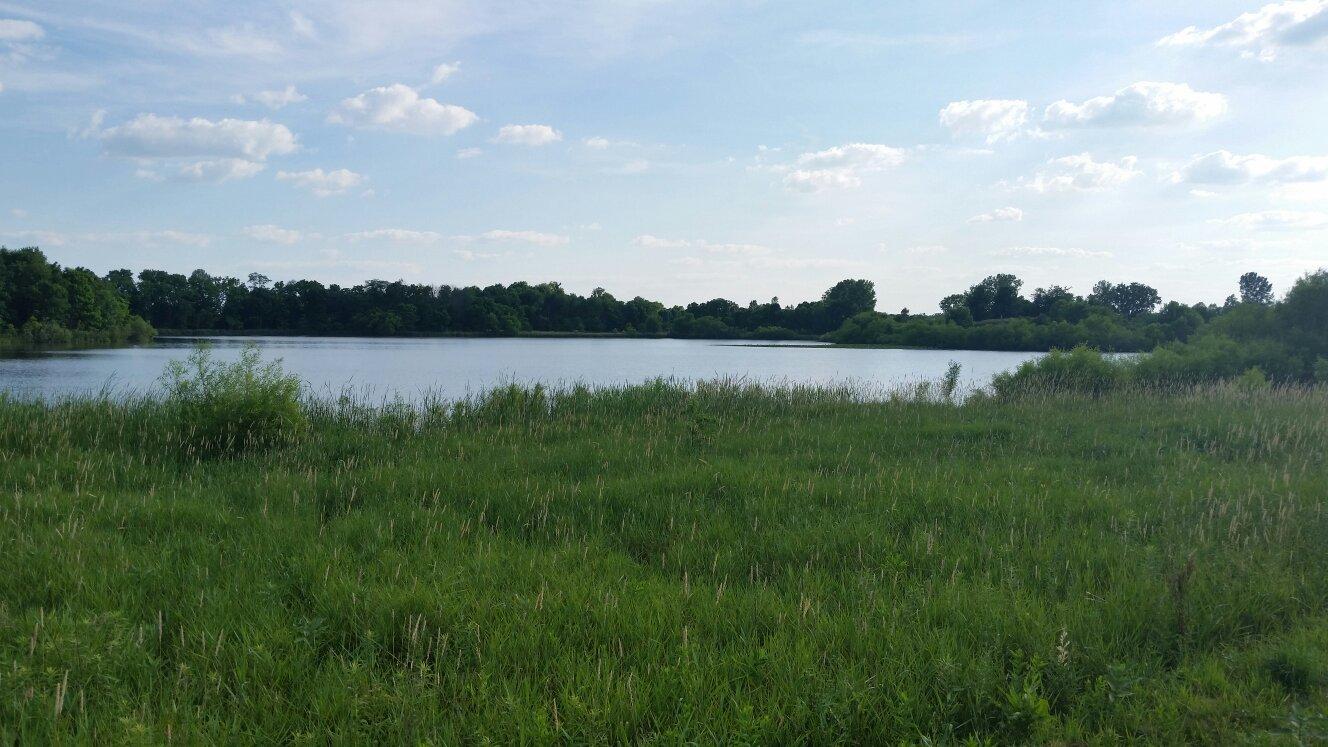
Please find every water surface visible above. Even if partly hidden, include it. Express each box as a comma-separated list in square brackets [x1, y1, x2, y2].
[0, 336, 1042, 402]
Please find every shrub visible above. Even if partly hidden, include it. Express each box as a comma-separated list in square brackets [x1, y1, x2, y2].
[160, 343, 306, 455]
[1234, 366, 1270, 391]
[991, 346, 1129, 397]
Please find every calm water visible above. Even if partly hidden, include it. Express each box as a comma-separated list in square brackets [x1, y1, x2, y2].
[0, 336, 1042, 402]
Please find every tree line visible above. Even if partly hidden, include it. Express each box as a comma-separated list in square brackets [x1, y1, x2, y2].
[3, 245, 1323, 380]
[0, 247, 154, 345]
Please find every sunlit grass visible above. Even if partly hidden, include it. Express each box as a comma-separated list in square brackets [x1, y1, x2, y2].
[2, 377, 1326, 742]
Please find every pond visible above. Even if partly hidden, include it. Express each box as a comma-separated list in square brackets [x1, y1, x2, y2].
[0, 336, 1043, 402]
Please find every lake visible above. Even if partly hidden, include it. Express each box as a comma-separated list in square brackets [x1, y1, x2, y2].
[0, 336, 1043, 402]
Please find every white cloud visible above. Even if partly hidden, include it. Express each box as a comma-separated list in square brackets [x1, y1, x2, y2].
[250, 85, 307, 109]
[968, 206, 1024, 223]
[276, 168, 365, 197]
[329, 83, 477, 135]
[243, 224, 304, 244]
[632, 235, 771, 254]
[1042, 82, 1227, 129]
[100, 114, 297, 161]
[344, 228, 443, 243]
[783, 143, 907, 192]
[456, 147, 483, 159]
[991, 246, 1113, 258]
[1020, 153, 1142, 192]
[431, 62, 460, 84]
[584, 136, 612, 149]
[492, 124, 563, 146]
[175, 158, 266, 183]
[902, 244, 950, 254]
[1171, 150, 1328, 184]
[939, 99, 1030, 142]
[1219, 210, 1328, 230]
[474, 229, 569, 247]
[0, 19, 43, 41]
[1159, 0, 1328, 59]
[633, 234, 693, 249]
[141, 229, 213, 248]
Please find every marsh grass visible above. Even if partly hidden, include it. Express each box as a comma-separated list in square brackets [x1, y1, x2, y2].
[1, 371, 1327, 742]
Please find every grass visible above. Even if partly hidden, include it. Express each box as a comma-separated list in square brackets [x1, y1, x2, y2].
[1, 376, 1327, 743]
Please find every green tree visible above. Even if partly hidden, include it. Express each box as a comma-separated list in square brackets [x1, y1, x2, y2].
[1238, 272, 1274, 306]
[821, 279, 877, 329]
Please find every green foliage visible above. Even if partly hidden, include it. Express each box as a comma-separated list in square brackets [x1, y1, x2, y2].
[2, 381, 1327, 741]
[0, 246, 155, 346]
[160, 344, 306, 455]
[992, 346, 1129, 397]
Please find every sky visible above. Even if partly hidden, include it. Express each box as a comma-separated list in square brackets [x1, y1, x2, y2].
[1, 0, 1326, 311]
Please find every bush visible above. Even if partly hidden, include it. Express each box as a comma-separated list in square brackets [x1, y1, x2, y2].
[992, 346, 1129, 397]
[160, 344, 306, 455]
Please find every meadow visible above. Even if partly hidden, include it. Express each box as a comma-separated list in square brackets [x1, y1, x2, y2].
[1, 353, 1327, 743]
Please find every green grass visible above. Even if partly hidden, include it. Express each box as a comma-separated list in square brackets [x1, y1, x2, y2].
[2, 380, 1327, 743]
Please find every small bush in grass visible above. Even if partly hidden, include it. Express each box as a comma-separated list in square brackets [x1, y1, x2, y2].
[160, 343, 306, 455]
[992, 346, 1129, 397]
[1235, 366, 1271, 391]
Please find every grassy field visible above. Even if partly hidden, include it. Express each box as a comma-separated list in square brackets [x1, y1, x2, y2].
[2, 378, 1327, 743]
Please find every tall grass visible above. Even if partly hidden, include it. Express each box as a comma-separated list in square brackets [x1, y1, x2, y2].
[1, 363, 1326, 742]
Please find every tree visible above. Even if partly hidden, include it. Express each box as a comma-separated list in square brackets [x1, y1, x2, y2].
[1238, 272, 1273, 306]
[1032, 286, 1075, 316]
[821, 279, 877, 330]
[1089, 281, 1160, 318]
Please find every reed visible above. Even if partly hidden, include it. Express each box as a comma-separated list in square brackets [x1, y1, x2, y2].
[1, 374, 1326, 742]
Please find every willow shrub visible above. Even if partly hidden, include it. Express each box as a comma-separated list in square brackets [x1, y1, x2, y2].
[159, 343, 305, 456]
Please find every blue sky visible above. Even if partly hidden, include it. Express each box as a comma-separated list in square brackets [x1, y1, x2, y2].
[1, 1, 1326, 309]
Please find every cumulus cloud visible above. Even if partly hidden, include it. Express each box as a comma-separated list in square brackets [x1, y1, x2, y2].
[174, 158, 267, 183]
[431, 62, 460, 84]
[100, 114, 297, 161]
[939, 99, 1030, 142]
[991, 246, 1113, 258]
[243, 224, 305, 244]
[1219, 210, 1328, 230]
[329, 83, 477, 135]
[276, 168, 365, 197]
[96, 114, 295, 183]
[1042, 82, 1227, 129]
[491, 124, 563, 146]
[1020, 153, 1142, 192]
[1171, 150, 1328, 184]
[584, 136, 612, 149]
[968, 206, 1024, 223]
[0, 19, 42, 43]
[248, 85, 307, 109]
[783, 143, 907, 192]
[1159, 0, 1328, 59]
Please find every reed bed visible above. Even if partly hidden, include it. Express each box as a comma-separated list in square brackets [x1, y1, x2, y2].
[1, 379, 1326, 743]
